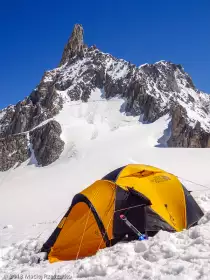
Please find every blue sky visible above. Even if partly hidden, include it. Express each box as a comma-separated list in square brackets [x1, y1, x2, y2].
[0, 0, 209, 109]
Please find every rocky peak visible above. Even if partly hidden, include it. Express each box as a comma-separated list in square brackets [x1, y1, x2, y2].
[0, 24, 210, 171]
[60, 24, 85, 65]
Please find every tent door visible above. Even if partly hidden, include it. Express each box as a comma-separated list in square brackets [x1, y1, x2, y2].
[113, 187, 150, 240]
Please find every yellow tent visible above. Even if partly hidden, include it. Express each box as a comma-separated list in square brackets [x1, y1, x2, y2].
[41, 164, 204, 263]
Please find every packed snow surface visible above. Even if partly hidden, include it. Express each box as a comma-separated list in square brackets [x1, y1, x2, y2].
[1, 90, 210, 279]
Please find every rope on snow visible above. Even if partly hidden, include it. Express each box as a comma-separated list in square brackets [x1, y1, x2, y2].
[177, 176, 210, 192]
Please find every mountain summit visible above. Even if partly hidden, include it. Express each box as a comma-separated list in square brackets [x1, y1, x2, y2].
[0, 24, 210, 171]
[60, 24, 85, 65]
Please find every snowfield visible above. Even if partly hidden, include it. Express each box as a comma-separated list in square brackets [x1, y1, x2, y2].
[1, 90, 210, 279]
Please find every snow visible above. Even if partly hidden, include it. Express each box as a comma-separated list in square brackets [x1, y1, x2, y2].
[1, 89, 210, 279]
[0, 110, 6, 120]
[42, 68, 62, 83]
[139, 63, 149, 68]
[178, 99, 210, 130]
[2, 225, 13, 229]
[107, 61, 129, 80]
[0, 110, 6, 132]
[26, 132, 38, 166]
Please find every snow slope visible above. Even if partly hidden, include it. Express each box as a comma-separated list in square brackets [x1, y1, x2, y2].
[1, 90, 210, 279]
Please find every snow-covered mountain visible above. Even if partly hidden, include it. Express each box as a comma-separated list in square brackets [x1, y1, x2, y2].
[0, 24, 210, 171]
[1, 24, 210, 279]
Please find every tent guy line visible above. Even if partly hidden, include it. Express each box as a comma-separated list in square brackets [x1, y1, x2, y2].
[177, 176, 210, 191]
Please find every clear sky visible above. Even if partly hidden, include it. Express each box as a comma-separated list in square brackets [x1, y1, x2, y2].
[0, 0, 209, 109]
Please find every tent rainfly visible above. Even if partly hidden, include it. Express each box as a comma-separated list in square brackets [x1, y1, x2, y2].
[41, 164, 204, 263]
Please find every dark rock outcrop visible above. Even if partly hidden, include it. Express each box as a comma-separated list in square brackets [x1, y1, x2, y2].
[0, 120, 65, 171]
[29, 120, 64, 166]
[168, 106, 210, 147]
[0, 134, 30, 171]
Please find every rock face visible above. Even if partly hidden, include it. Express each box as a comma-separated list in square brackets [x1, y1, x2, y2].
[60, 24, 85, 65]
[167, 106, 210, 148]
[0, 73, 63, 137]
[29, 121, 64, 167]
[0, 119, 64, 171]
[1, 24, 210, 171]
[0, 134, 30, 171]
